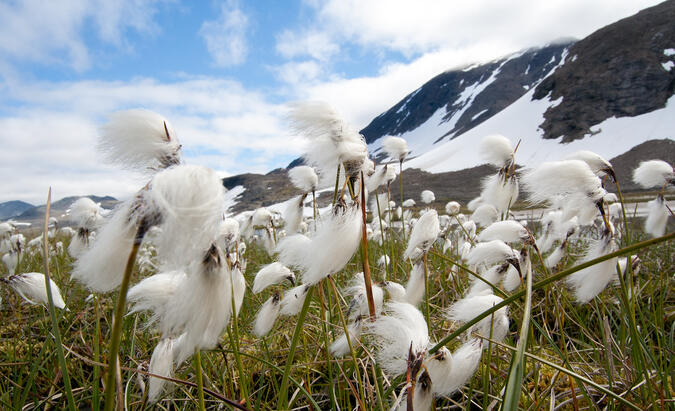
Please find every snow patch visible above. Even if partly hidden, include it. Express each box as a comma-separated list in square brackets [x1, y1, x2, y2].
[472, 109, 488, 121]
[664, 48, 675, 56]
[662, 61, 674, 72]
[224, 185, 245, 215]
[404, 89, 675, 174]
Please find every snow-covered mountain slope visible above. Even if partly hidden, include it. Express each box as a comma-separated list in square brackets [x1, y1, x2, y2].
[403, 91, 675, 174]
[366, 0, 675, 171]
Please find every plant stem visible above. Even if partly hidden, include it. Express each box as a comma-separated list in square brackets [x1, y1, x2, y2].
[399, 160, 406, 243]
[93, 294, 101, 411]
[360, 172, 376, 319]
[278, 285, 314, 408]
[41, 188, 77, 411]
[194, 349, 205, 411]
[104, 227, 144, 411]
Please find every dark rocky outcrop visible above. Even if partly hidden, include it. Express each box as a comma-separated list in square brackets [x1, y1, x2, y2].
[533, 0, 675, 142]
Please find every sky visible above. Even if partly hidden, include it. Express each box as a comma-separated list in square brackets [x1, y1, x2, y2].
[0, 0, 663, 205]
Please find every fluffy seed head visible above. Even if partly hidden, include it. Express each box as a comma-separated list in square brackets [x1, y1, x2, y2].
[98, 109, 182, 172]
[300, 202, 362, 285]
[478, 220, 529, 243]
[68, 197, 104, 228]
[252, 262, 295, 294]
[280, 284, 310, 316]
[480, 134, 514, 168]
[565, 150, 614, 179]
[466, 240, 518, 268]
[447, 294, 509, 343]
[420, 190, 435, 204]
[148, 338, 176, 402]
[364, 302, 429, 376]
[2, 272, 66, 309]
[521, 160, 606, 206]
[632, 160, 674, 188]
[288, 166, 319, 193]
[254, 292, 281, 337]
[644, 195, 668, 238]
[470, 204, 498, 227]
[404, 209, 439, 260]
[445, 201, 460, 215]
[382, 136, 409, 162]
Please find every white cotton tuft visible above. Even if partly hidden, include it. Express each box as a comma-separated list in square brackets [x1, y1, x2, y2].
[276, 234, 310, 269]
[146, 165, 225, 269]
[344, 273, 384, 319]
[232, 265, 246, 315]
[521, 160, 606, 206]
[565, 150, 614, 178]
[366, 165, 390, 192]
[2, 251, 18, 274]
[280, 284, 310, 316]
[470, 204, 498, 227]
[445, 201, 460, 215]
[396, 370, 434, 411]
[478, 220, 528, 244]
[67, 197, 104, 228]
[377, 255, 390, 267]
[300, 202, 362, 285]
[420, 190, 435, 204]
[252, 262, 295, 294]
[288, 101, 367, 186]
[447, 294, 509, 343]
[632, 160, 674, 188]
[405, 262, 426, 307]
[566, 230, 619, 304]
[67, 234, 88, 259]
[127, 270, 185, 324]
[404, 209, 439, 260]
[431, 339, 482, 396]
[330, 318, 363, 357]
[217, 218, 240, 252]
[288, 166, 319, 193]
[98, 109, 181, 172]
[252, 207, 273, 228]
[381, 280, 407, 302]
[382, 136, 409, 162]
[466, 240, 517, 268]
[284, 195, 306, 234]
[502, 265, 521, 292]
[2, 272, 66, 309]
[403, 199, 416, 208]
[364, 302, 429, 376]
[480, 173, 519, 212]
[72, 200, 139, 292]
[644, 195, 668, 238]
[148, 338, 176, 403]
[466, 263, 508, 297]
[254, 292, 281, 337]
[480, 134, 514, 168]
[545, 244, 566, 269]
[467, 196, 483, 211]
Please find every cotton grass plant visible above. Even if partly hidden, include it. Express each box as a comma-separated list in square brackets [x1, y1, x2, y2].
[2, 107, 674, 411]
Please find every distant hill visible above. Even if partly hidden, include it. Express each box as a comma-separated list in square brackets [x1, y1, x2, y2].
[10, 195, 118, 224]
[0, 200, 34, 220]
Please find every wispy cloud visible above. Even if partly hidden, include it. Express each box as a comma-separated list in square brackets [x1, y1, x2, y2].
[199, 0, 249, 67]
[0, 75, 303, 203]
[0, 0, 162, 72]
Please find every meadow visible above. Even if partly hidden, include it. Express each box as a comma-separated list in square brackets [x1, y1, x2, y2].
[0, 107, 673, 411]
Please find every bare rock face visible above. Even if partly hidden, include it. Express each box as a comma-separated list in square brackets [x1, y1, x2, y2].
[533, 0, 675, 142]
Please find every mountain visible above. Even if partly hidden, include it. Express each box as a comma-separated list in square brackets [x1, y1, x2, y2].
[0, 200, 34, 220]
[10, 195, 118, 224]
[232, 3, 675, 213]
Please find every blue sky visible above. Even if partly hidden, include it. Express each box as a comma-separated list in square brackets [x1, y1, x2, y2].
[0, 0, 661, 204]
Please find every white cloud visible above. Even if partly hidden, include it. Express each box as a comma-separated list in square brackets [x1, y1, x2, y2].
[275, 60, 324, 87]
[276, 29, 339, 61]
[274, 0, 663, 128]
[199, 0, 249, 67]
[0, 0, 161, 72]
[0, 75, 304, 204]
